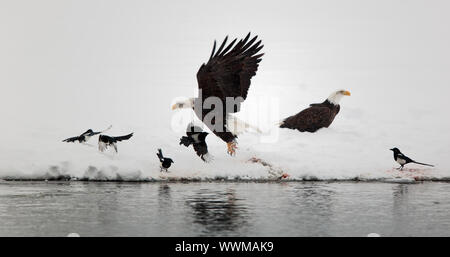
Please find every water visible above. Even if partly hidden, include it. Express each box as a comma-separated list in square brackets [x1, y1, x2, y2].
[0, 181, 449, 237]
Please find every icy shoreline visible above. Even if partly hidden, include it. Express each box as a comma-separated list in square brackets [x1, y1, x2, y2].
[1, 126, 448, 183]
[2, 172, 449, 183]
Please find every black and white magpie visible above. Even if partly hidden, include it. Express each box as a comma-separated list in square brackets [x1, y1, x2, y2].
[156, 149, 174, 172]
[63, 129, 99, 143]
[63, 125, 112, 143]
[98, 133, 133, 153]
[179, 123, 212, 162]
[390, 147, 434, 170]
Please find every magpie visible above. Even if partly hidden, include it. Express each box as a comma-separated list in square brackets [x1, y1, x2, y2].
[63, 125, 112, 143]
[63, 130, 98, 143]
[157, 148, 174, 172]
[390, 147, 434, 170]
[179, 123, 213, 162]
[98, 133, 133, 153]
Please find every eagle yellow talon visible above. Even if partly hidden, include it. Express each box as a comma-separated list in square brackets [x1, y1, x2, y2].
[227, 142, 237, 156]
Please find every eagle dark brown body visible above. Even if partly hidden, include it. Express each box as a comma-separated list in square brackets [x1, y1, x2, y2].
[280, 100, 340, 133]
[195, 33, 264, 146]
[172, 33, 264, 156]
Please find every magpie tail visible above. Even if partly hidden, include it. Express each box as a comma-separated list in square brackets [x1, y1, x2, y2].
[179, 136, 192, 147]
[413, 161, 434, 167]
[156, 148, 164, 162]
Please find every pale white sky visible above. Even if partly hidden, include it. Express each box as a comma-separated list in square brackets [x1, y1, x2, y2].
[0, 0, 449, 134]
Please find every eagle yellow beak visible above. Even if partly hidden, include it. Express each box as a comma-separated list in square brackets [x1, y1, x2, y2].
[171, 104, 177, 110]
[343, 90, 351, 96]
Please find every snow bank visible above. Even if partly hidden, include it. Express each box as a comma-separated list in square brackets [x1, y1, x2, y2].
[1, 110, 448, 182]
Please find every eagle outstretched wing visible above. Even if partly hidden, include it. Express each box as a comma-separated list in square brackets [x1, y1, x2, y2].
[196, 32, 264, 109]
[195, 33, 263, 145]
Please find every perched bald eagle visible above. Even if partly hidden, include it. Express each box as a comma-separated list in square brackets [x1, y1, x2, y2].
[280, 90, 351, 132]
[172, 33, 264, 155]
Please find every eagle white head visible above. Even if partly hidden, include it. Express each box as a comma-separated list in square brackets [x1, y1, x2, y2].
[327, 90, 351, 105]
[171, 97, 195, 110]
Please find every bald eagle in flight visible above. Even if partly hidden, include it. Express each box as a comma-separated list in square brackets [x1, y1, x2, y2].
[172, 33, 264, 155]
[280, 90, 351, 132]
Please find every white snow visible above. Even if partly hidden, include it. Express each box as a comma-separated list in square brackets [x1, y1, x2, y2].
[1, 0, 449, 182]
[0, 107, 448, 182]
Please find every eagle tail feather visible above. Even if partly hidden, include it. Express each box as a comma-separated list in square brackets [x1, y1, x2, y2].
[227, 115, 262, 135]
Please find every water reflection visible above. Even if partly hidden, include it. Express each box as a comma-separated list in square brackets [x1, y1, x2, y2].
[2, 182, 450, 236]
[291, 184, 336, 236]
[295, 184, 335, 215]
[158, 184, 171, 205]
[96, 183, 126, 228]
[393, 184, 409, 199]
[392, 184, 410, 215]
[186, 188, 248, 236]
[391, 184, 410, 234]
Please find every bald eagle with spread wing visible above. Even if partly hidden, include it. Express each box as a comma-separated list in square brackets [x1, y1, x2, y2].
[172, 33, 264, 156]
[280, 90, 351, 132]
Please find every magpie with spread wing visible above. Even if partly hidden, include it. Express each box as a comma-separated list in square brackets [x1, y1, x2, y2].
[63, 125, 112, 143]
[98, 133, 133, 153]
[180, 123, 212, 162]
